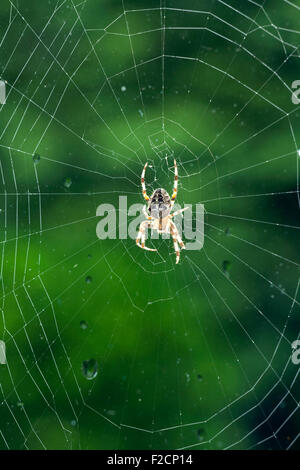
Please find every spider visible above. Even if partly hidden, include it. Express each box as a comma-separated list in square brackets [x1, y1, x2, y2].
[136, 159, 188, 264]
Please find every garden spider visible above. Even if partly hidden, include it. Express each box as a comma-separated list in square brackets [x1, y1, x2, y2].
[136, 159, 188, 264]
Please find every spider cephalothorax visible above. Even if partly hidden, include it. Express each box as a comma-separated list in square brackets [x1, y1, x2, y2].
[136, 160, 188, 264]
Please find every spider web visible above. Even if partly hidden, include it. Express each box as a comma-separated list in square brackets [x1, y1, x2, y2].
[0, 0, 299, 450]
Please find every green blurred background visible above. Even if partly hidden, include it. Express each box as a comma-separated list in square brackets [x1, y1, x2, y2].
[0, 0, 299, 450]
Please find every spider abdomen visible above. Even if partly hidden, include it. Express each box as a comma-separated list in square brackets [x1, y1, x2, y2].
[149, 188, 171, 219]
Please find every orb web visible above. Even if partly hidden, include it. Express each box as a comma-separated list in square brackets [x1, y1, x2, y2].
[0, 0, 299, 450]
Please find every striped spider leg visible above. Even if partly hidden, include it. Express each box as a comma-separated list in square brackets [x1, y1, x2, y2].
[170, 220, 185, 264]
[136, 220, 157, 252]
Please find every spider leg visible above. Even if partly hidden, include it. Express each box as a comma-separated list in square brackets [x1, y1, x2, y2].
[136, 220, 157, 252]
[143, 205, 152, 220]
[170, 220, 185, 250]
[141, 162, 150, 202]
[170, 207, 190, 218]
[170, 223, 180, 264]
[170, 159, 178, 206]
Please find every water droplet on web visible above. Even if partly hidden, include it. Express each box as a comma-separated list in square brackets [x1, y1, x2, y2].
[121, 86, 126, 92]
[85, 275, 92, 284]
[82, 358, 98, 380]
[80, 320, 88, 330]
[33, 153, 40, 164]
[64, 177, 72, 189]
[70, 419, 77, 427]
[138, 109, 144, 117]
[222, 260, 231, 276]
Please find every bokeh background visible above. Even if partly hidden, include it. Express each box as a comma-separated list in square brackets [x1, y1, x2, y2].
[0, 0, 299, 450]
